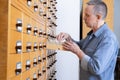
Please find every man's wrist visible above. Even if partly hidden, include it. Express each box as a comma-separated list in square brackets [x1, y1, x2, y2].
[77, 49, 85, 60]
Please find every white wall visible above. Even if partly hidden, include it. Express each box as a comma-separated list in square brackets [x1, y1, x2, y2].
[114, 0, 120, 47]
[56, 0, 80, 80]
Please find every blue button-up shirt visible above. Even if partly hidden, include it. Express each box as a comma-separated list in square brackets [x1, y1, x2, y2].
[76, 23, 119, 80]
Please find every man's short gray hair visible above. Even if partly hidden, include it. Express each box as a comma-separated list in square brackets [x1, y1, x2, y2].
[87, 0, 107, 20]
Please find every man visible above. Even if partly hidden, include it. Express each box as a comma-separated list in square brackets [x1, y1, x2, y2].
[57, 0, 119, 80]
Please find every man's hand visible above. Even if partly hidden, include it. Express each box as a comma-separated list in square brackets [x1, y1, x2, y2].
[56, 32, 72, 42]
[62, 41, 85, 60]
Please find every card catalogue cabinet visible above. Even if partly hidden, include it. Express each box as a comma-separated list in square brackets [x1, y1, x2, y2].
[0, 0, 58, 80]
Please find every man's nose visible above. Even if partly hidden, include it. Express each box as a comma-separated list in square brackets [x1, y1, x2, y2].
[83, 16, 86, 21]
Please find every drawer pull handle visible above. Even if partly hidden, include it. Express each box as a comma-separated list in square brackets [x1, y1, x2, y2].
[38, 70, 42, 77]
[43, 32, 46, 35]
[26, 78, 30, 80]
[26, 42, 31, 52]
[39, 0, 43, 3]
[43, 14, 46, 16]
[15, 62, 22, 75]
[15, 69, 22, 75]
[38, 73, 42, 77]
[54, 7, 56, 9]
[39, 29, 43, 37]
[43, 2, 47, 4]
[26, 60, 30, 70]
[27, 24, 31, 34]
[55, 2, 57, 4]
[47, 7, 51, 9]
[47, 17, 51, 20]
[34, 4, 38, 12]
[34, 46, 38, 51]
[34, 27, 38, 36]
[47, 32, 50, 36]
[33, 58, 37, 66]
[52, 13, 55, 15]
[55, 9, 58, 12]
[39, 43, 43, 50]
[33, 62, 37, 65]
[16, 19, 22, 32]
[43, 32, 46, 37]
[52, 4, 55, 6]
[34, 42, 38, 51]
[33, 73, 37, 80]
[33, 78, 37, 80]
[42, 69, 46, 73]
[43, 57, 46, 60]
[26, 46, 31, 52]
[26, 65, 31, 69]
[27, 0, 31, 6]
[50, 0, 53, 3]
[43, 43, 46, 48]
[49, 25, 52, 27]
[39, 8, 43, 16]
[43, 13, 47, 18]
[38, 59, 42, 63]
[16, 41, 22, 53]
[38, 56, 41, 63]
[49, 10, 53, 12]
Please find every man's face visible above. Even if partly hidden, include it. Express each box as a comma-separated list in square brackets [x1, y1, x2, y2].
[84, 5, 97, 28]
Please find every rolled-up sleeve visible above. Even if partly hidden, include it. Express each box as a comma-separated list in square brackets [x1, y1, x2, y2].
[81, 55, 91, 71]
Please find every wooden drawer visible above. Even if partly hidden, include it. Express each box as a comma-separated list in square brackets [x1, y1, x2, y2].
[30, 52, 37, 68]
[22, 53, 30, 72]
[32, 36, 38, 43]
[38, 3, 45, 17]
[19, 0, 33, 7]
[18, 0, 34, 11]
[8, 30, 22, 54]
[22, 70, 30, 80]
[31, 19, 39, 36]
[23, 14, 32, 34]
[10, 74, 22, 80]
[30, 67, 38, 80]
[34, 0, 40, 15]
[8, 54, 21, 78]
[37, 52, 41, 62]
[37, 69, 42, 80]
[10, 5, 22, 32]
[32, 41, 39, 52]
[23, 33, 33, 52]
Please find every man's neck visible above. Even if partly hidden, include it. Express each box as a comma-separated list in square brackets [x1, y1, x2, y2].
[93, 21, 105, 32]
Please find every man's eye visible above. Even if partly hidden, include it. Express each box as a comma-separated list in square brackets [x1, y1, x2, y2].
[86, 14, 89, 17]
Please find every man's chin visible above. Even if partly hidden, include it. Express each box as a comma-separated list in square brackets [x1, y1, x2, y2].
[85, 24, 90, 27]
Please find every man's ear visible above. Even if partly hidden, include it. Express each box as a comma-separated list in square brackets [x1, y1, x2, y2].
[96, 13, 102, 20]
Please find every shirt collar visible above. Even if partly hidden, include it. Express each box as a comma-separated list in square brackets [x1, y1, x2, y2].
[87, 23, 108, 37]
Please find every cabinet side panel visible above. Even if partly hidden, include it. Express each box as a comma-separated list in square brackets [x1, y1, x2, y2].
[0, 0, 8, 80]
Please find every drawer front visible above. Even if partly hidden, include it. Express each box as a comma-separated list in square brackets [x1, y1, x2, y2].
[30, 52, 37, 68]
[8, 54, 21, 78]
[18, 0, 34, 11]
[10, 5, 22, 32]
[22, 70, 30, 80]
[30, 67, 37, 80]
[8, 30, 22, 54]
[22, 53, 30, 72]
[37, 52, 42, 64]
[23, 33, 33, 53]
[23, 14, 32, 34]
[32, 19, 39, 37]
[10, 74, 22, 80]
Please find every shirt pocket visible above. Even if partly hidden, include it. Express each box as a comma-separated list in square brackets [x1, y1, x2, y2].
[85, 47, 95, 56]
